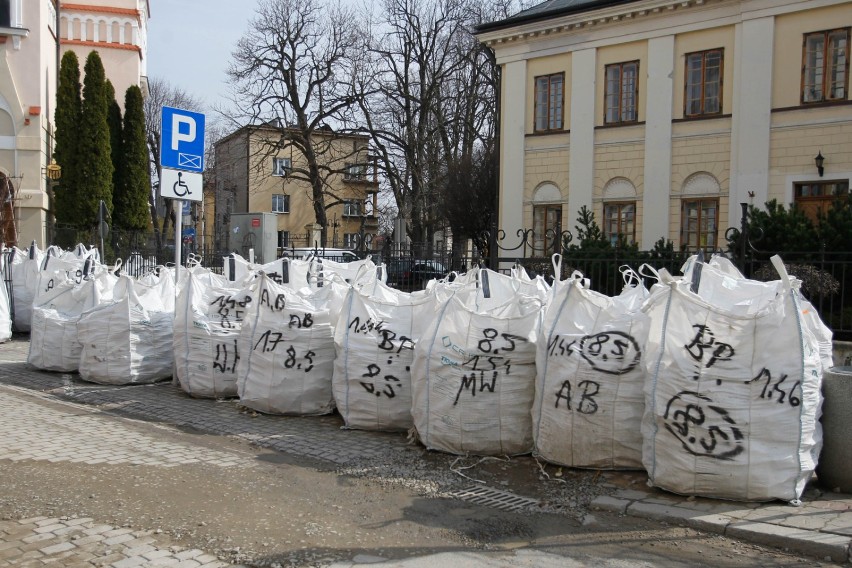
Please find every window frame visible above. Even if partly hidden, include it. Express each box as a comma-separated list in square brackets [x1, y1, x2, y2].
[342, 199, 363, 217]
[681, 197, 719, 251]
[603, 201, 637, 245]
[801, 28, 850, 104]
[604, 61, 640, 125]
[344, 163, 367, 181]
[533, 204, 563, 254]
[683, 48, 724, 118]
[272, 157, 291, 177]
[277, 230, 290, 248]
[271, 193, 290, 214]
[793, 179, 850, 222]
[533, 72, 565, 133]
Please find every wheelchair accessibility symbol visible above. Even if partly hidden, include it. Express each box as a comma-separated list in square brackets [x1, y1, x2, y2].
[160, 167, 202, 202]
[173, 172, 191, 197]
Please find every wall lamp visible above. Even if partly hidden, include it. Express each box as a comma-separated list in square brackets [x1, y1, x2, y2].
[815, 151, 825, 178]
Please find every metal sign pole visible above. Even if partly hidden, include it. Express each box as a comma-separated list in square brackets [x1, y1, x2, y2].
[174, 200, 182, 284]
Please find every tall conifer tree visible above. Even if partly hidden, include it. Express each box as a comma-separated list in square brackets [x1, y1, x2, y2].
[54, 51, 82, 226]
[114, 86, 151, 231]
[106, 80, 123, 204]
[76, 51, 114, 228]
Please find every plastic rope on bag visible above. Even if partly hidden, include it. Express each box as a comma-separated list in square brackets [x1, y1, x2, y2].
[641, 255, 825, 502]
[411, 291, 543, 456]
[533, 266, 650, 469]
[236, 273, 336, 415]
[77, 275, 173, 385]
[174, 271, 252, 398]
[27, 268, 116, 372]
[333, 282, 434, 431]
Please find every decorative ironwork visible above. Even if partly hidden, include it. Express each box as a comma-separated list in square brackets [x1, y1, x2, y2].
[724, 202, 763, 271]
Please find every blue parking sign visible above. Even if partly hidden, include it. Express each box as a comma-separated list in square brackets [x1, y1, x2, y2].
[160, 106, 205, 173]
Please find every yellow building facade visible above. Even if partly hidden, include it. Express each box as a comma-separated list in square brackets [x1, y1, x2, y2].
[477, 0, 852, 251]
[213, 124, 379, 253]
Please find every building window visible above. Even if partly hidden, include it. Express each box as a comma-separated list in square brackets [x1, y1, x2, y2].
[272, 157, 291, 176]
[0, 0, 10, 28]
[533, 204, 562, 253]
[344, 163, 367, 181]
[603, 202, 636, 245]
[534, 73, 564, 132]
[605, 61, 639, 124]
[342, 199, 363, 217]
[684, 49, 723, 117]
[278, 230, 290, 248]
[794, 180, 850, 223]
[343, 233, 359, 249]
[802, 29, 849, 104]
[272, 194, 290, 213]
[682, 198, 718, 250]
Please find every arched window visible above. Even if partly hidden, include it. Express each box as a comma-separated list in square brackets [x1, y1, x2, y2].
[602, 178, 637, 245]
[532, 183, 562, 254]
[681, 172, 720, 251]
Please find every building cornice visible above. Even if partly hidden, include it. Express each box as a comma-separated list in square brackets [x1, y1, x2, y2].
[61, 38, 142, 55]
[477, 0, 848, 50]
[61, 3, 142, 22]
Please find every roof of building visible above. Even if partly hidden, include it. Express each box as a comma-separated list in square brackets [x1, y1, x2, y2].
[476, 0, 641, 34]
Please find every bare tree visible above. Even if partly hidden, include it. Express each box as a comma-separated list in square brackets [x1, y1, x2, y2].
[227, 0, 363, 246]
[143, 76, 205, 251]
[353, 0, 472, 251]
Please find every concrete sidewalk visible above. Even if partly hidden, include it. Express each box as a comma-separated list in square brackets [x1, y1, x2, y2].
[1, 336, 850, 564]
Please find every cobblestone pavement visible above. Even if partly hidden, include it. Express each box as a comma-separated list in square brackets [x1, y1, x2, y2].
[0, 516, 244, 567]
[2, 336, 852, 564]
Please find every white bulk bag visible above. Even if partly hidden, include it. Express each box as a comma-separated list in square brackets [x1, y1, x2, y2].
[314, 256, 384, 287]
[77, 276, 173, 384]
[411, 291, 543, 455]
[533, 269, 649, 469]
[237, 274, 336, 415]
[333, 282, 433, 431]
[11, 244, 43, 332]
[0, 248, 11, 342]
[28, 269, 116, 372]
[641, 256, 824, 502]
[174, 271, 252, 398]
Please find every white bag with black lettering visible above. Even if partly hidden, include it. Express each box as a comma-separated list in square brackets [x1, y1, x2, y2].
[533, 267, 649, 469]
[333, 282, 433, 431]
[236, 273, 336, 415]
[174, 271, 252, 398]
[642, 256, 824, 501]
[28, 268, 116, 372]
[77, 275, 173, 384]
[411, 285, 543, 455]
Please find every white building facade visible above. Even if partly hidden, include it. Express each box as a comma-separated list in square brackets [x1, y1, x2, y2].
[0, 0, 148, 248]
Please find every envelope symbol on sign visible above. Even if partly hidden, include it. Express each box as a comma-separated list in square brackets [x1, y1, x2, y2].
[178, 153, 201, 169]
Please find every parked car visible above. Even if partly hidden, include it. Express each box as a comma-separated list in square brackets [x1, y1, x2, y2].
[386, 259, 448, 291]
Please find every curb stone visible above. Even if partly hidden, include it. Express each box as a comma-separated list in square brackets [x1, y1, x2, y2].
[591, 495, 852, 563]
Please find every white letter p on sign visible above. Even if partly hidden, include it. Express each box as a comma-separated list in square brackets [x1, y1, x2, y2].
[171, 115, 196, 150]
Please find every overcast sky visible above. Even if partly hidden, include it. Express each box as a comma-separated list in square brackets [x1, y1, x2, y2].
[147, 1, 260, 112]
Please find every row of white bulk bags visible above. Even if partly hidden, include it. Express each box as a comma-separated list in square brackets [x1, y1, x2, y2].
[333, 281, 434, 431]
[412, 269, 544, 456]
[28, 267, 116, 372]
[77, 274, 174, 385]
[174, 269, 247, 398]
[237, 273, 343, 415]
[533, 268, 650, 469]
[641, 255, 825, 502]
